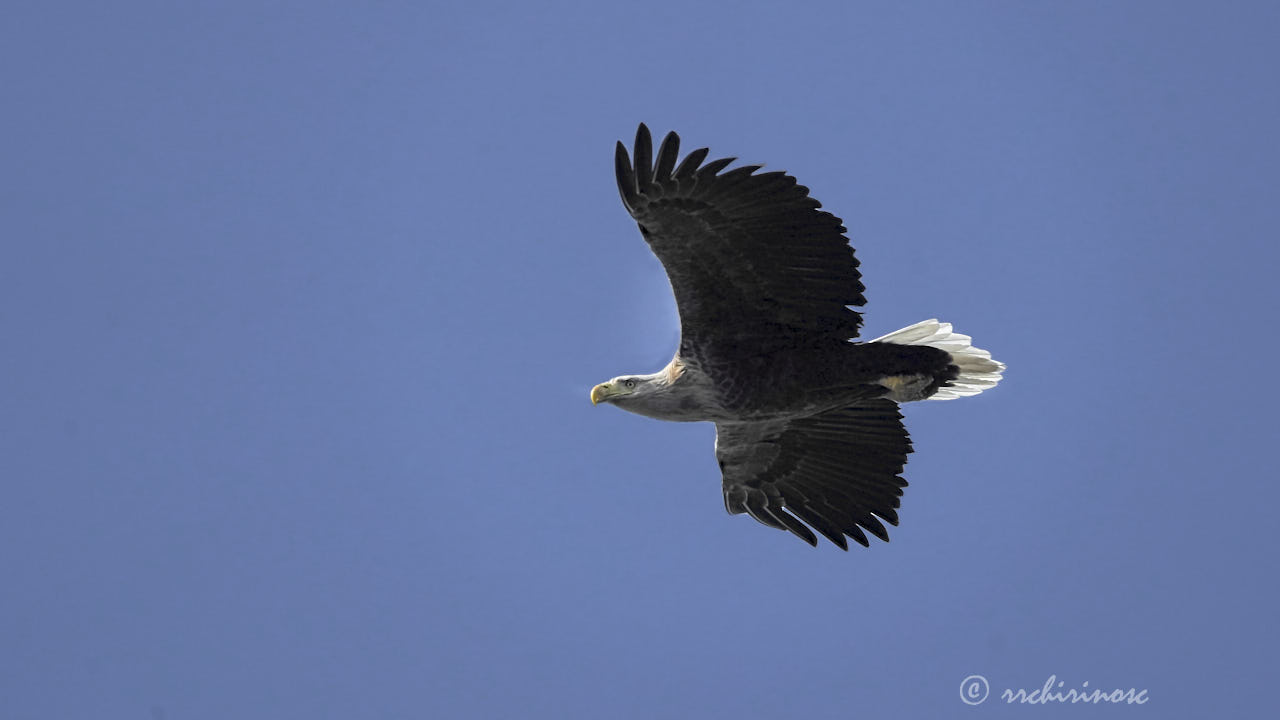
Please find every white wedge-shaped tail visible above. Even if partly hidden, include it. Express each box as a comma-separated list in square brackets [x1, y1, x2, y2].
[870, 319, 1005, 400]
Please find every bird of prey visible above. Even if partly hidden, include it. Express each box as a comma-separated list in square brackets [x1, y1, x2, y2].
[591, 124, 1004, 550]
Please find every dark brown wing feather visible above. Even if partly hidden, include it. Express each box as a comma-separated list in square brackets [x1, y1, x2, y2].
[616, 124, 865, 366]
[715, 400, 912, 549]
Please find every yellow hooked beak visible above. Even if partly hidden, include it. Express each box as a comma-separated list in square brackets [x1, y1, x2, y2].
[590, 383, 610, 405]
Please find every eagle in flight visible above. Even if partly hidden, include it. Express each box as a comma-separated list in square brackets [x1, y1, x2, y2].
[591, 124, 1004, 549]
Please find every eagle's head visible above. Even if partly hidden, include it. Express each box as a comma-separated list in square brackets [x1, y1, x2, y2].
[590, 375, 655, 405]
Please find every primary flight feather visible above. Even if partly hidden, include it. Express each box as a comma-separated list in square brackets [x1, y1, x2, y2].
[591, 124, 1004, 550]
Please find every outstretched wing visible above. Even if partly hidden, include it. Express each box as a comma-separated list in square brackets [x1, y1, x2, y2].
[615, 124, 865, 365]
[716, 400, 912, 549]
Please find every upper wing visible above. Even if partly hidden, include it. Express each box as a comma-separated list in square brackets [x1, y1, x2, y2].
[615, 124, 865, 364]
[716, 400, 912, 549]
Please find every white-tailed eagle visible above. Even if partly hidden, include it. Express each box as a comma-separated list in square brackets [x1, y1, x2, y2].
[591, 124, 1004, 550]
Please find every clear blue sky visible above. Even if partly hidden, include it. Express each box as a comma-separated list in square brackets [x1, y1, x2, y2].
[3, 2, 1277, 718]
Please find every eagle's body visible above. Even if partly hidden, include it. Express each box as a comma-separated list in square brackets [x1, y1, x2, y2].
[591, 125, 1003, 550]
[610, 341, 953, 423]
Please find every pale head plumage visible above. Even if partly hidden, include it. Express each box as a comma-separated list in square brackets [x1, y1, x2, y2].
[590, 357, 715, 422]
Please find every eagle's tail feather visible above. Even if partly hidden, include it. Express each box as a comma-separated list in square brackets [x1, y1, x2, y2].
[870, 319, 1004, 400]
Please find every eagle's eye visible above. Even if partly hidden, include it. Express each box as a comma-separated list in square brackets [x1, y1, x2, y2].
[624, 378, 636, 389]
